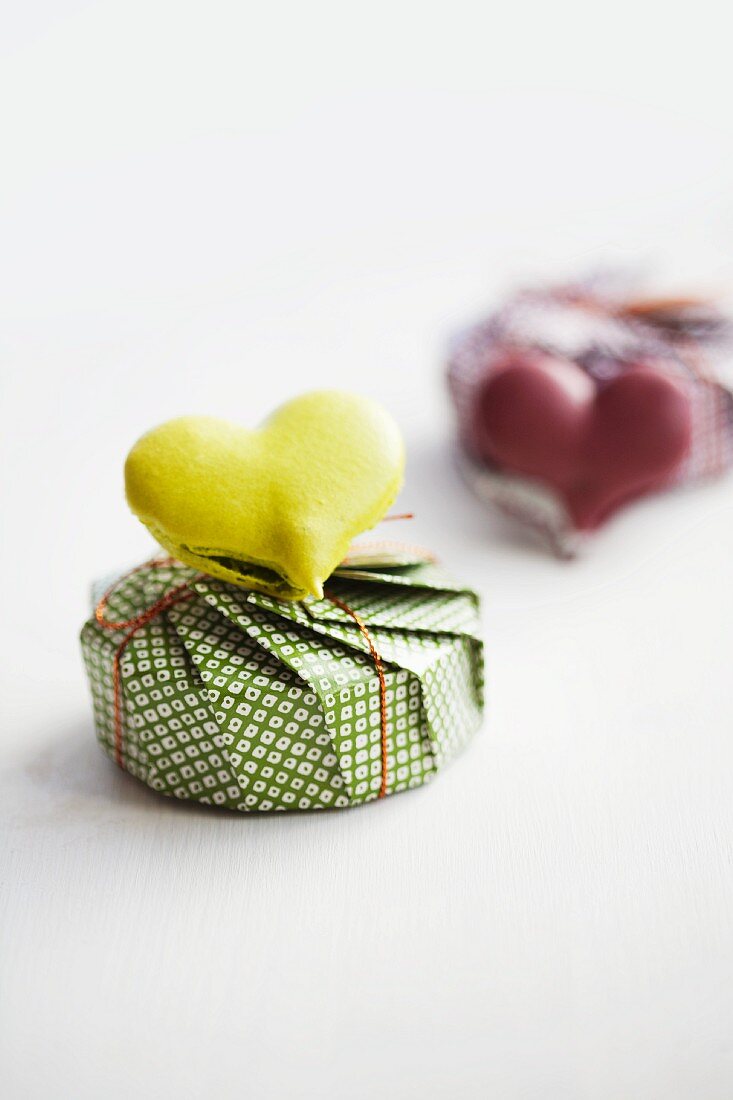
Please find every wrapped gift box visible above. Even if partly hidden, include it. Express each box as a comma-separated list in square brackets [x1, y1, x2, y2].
[448, 273, 733, 554]
[81, 551, 484, 811]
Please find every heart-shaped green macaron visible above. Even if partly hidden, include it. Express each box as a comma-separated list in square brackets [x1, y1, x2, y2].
[124, 391, 405, 600]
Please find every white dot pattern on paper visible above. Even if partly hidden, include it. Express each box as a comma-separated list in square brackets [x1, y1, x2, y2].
[81, 557, 484, 811]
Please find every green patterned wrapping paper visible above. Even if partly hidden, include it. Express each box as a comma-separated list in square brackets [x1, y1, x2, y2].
[80, 551, 484, 811]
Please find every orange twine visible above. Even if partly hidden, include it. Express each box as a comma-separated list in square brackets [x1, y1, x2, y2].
[324, 591, 389, 799]
[94, 557, 391, 799]
[94, 558, 198, 768]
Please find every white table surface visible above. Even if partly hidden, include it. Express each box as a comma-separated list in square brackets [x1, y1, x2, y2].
[2, 4, 733, 1097]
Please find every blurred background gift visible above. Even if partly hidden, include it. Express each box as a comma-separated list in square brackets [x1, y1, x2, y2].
[448, 272, 733, 553]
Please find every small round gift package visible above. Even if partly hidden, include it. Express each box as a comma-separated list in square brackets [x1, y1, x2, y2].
[80, 391, 484, 811]
[448, 272, 733, 555]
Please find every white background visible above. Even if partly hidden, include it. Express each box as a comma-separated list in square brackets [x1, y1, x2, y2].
[2, 3, 733, 1097]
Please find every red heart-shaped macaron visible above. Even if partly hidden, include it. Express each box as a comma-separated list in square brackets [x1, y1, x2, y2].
[472, 352, 692, 529]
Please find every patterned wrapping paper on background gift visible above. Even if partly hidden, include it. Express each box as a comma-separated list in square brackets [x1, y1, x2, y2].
[80, 550, 484, 811]
[448, 272, 733, 555]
